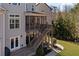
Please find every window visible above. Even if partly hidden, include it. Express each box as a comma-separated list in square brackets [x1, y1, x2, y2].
[9, 3, 11, 4]
[18, 3, 20, 5]
[10, 15, 14, 17]
[32, 5, 34, 11]
[15, 15, 19, 17]
[15, 19, 19, 28]
[32, 8, 34, 11]
[9, 15, 20, 29]
[9, 3, 20, 6]
[10, 19, 15, 29]
[11, 38, 14, 49]
[10, 37, 19, 50]
[12, 3, 17, 5]
[15, 37, 18, 47]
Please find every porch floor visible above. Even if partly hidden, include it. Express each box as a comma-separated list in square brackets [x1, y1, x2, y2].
[10, 46, 35, 56]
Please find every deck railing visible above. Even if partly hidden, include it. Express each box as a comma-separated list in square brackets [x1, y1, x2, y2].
[25, 24, 48, 32]
[30, 24, 52, 50]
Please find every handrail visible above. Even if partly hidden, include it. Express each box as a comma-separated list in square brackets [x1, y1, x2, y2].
[31, 25, 52, 50]
[33, 27, 52, 48]
[30, 24, 46, 45]
[30, 24, 48, 46]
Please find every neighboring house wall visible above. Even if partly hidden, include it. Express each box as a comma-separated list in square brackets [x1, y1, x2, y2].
[0, 10, 5, 56]
[36, 3, 53, 25]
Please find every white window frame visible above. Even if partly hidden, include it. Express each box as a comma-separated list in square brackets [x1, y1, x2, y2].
[9, 14, 20, 29]
[10, 36, 20, 51]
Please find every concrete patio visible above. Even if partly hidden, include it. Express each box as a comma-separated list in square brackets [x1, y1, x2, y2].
[10, 46, 35, 56]
[11, 46, 59, 56]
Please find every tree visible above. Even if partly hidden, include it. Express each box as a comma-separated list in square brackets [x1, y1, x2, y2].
[70, 3, 79, 38]
[52, 5, 78, 41]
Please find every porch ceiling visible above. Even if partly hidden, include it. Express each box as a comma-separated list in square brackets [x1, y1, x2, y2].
[24, 11, 47, 16]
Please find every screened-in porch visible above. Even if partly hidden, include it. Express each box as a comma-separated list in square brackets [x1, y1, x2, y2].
[25, 12, 48, 32]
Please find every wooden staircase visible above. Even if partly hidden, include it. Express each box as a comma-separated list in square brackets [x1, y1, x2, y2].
[30, 25, 52, 51]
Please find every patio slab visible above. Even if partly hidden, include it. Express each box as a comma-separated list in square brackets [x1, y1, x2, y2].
[10, 47, 35, 56]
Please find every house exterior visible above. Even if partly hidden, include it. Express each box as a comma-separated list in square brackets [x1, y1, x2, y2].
[0, 3, 54, 56]
[36, 3, 53, 25]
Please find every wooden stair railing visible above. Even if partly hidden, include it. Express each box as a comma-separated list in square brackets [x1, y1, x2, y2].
[30, 24, 47, 46]
[32, 28, 52, 50]
[30, 25, 52, 50]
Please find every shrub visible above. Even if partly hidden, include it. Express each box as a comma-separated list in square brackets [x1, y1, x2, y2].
[36, 45, 44, 56]
[5, 47, 10, 56]
[53, 39, 57, 44]
[43, 47, 52, 54]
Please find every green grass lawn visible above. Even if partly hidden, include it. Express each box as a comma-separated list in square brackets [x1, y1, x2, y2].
[57, 40, 79, 56]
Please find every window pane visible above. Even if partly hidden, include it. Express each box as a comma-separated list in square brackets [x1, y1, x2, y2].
[10, 19, 14, 29]
[15, 38, 18, 47]
[15, 15, 19, 17]
[10, 15, 14, 17]
[10, 19, 14, 23]
[10, 24, 14, 29]
[15, 20, 19, 28]
[15, 20, 19, 24]
[15, 24, 19, 28]
[12, 3, 17, 5]
[12, 20, 14, 23]
[11, 39, 14, 49]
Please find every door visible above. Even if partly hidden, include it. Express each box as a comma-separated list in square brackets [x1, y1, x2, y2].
[26, 36, 29, 46]
[10, 36, 20, 51]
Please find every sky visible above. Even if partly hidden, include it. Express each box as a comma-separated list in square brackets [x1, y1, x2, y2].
[47, 3, 76, 11]
[48, 3, 75, 7]
[0, 0, 79, 3]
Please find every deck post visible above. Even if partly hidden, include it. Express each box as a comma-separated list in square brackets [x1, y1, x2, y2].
[29, 16, 31, 46]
